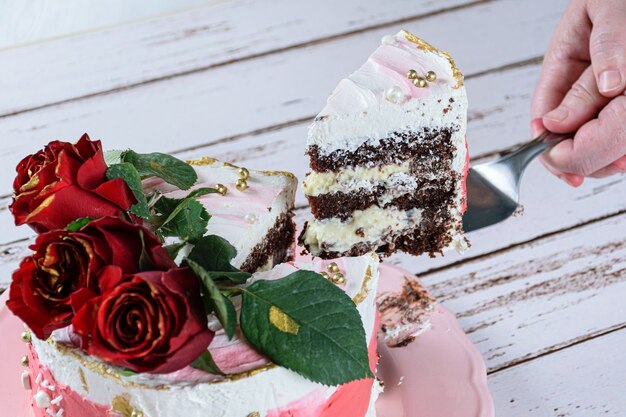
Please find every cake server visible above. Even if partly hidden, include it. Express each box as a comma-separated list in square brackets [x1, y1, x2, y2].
[462, 131, 569, 232]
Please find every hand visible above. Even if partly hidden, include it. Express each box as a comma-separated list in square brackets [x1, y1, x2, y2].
[531, 0, 626, 187]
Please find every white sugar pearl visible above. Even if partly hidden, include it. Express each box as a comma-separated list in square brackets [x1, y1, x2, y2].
[244, 213, 258, 224]
[384, 86, 408, 104]
[381, 35, 395, 45]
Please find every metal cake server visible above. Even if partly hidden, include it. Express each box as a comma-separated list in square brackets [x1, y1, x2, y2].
[462, 131, 569, 232]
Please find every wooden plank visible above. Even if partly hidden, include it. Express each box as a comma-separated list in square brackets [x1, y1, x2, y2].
[420, 212, 626, 372]
[490, 327, 626, 416]
[0, 0, 567, 197]
[0, 0, 482, 116]
[0, 0, 219, 50]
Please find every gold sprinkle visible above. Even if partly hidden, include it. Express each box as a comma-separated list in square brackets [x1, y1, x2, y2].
[401, 29, 464, 88]
[238, 167, 250, 180]
[269, 306, 300, 335]
[413, 77, 427, 88]
[21, 355, 29, 367]
[426, 70, 437, 82]
[131, 411, 144, 417]
[186, 156, 218, 166]
[260, 170, 297, 180]
[21, 330, 31, 343]
[319, 271, 330, 280]
[111, 394, 138, 417]
[247, 413, 261, 417]
[78, 367, 89, 393]
[236, 178, 249, 192]
[327, 262, 340, 274]
[406, 69, 418, 79]
[352, 265, 373, 305]
[215, 184, 228, 196]
[331, 272, 345, 285]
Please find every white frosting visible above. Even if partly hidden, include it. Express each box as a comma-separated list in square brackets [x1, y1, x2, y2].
[143, 160, 297, 270]
[303, 206, 423, 255]
[31, 255, 381, 417]
[34, 390, 51, 408]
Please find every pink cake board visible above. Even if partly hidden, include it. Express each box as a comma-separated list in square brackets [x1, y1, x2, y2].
[0, 264, 494, 417]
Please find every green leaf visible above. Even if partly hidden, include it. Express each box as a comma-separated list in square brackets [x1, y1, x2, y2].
[164, 242, 187, 260]
[186, 259, 237, 339]
[122, 150, 197, 190]
[191, 351, 224, 375]
[240, 270, 373, 386]
[66, 217, 94, 231]
[106, 163, 151, 218]
[118, 368, 137, 377]
[188, 235, 251, 284]
[154, 197, 210, 242]
[103, 150, 124, 166]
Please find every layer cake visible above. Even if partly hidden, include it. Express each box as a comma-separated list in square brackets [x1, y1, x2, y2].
[300, 30, 469, 258]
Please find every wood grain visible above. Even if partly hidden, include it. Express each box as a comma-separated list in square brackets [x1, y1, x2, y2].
[490, 326, 626, 416]
[0, 0, 481, 117]
[0, 0, 567, 199]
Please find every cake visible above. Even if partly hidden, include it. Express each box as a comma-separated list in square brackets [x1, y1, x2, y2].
[23, 254, 381, 417]
[7, 136, 379, 417]
[299, 30, 469, 258]
[144, 158, 297, 273]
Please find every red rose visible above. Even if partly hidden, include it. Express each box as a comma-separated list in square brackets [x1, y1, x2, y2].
[10, 134, 136, 233]
[72, 266, 213, 374]
[6, 216, 175, 339]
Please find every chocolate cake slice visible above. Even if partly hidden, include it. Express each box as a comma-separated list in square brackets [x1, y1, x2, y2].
[299, 30, 469, 258]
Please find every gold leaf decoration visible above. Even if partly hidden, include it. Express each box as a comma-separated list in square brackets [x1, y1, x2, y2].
[269, 306, 300, 335]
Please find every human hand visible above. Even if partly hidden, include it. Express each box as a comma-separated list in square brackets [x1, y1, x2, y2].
[531, 0, 626, 187]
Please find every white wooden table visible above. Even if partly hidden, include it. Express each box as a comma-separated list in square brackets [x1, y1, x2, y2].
[1, 1, 624, 415]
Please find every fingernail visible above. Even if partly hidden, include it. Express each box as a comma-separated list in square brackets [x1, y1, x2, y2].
[530, 118, 544, 137]
[563, 173, 584, 187]
[544, 108, 569, 122]
[598, 70, 622, 93]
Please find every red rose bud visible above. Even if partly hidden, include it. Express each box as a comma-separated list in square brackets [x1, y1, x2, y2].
[10, 134, 136, 233]
[72, 267, 214, 374]
[6, 216, 175, 339]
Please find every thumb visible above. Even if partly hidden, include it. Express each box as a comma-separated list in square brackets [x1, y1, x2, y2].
[589, 1, 626, 96]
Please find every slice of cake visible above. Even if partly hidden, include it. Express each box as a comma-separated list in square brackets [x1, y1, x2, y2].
[145, 158, 297, 272]
[299, 30, 469, 258]
[22, 254, 381, 417]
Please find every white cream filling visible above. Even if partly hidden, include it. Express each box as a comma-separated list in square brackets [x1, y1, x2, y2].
[303, 161, 413, 196]
[303, 206, 423, 254]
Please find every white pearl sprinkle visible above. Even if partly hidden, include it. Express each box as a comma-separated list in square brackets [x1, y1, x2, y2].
[381, 35, 395, 45]
[244, 213, 258, 224]
[384, 86, 409, 104]
[21, 371, 31, 390]
[34, 390, 51, 408]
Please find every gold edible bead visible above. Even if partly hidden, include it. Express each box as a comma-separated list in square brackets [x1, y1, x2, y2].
[406, 69, 418, 79]
[319, 271, 330, 280]
[21, 331, 31, 343]
[327, 262, 340, 274]
[215, 184, 228, 196]
[331, 273, 345, 285]
[425, 70, 437, 82]
[21, 356, 29, 367]
[236, 179, 249, 192]
[238, 167, 250, 180]
[413, 77, 427, 88]
[131, 411, 144, 417]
